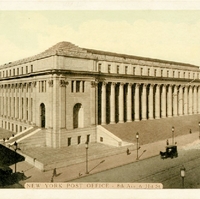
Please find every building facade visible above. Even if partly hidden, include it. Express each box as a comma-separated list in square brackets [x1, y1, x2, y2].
[0, 41, 200, 148]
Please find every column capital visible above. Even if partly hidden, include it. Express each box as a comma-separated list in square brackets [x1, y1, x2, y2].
[127, 82, 133, 87]
[149, 84, 154, 88]
[33, 81, 37, 87]
[101, 81, 107, 86]
[91, 81, 98, 88]
[60, 80, 68, 87]
[135, 83, 140, 88]
[143, 83, 148, 88]
[48, 80, 53, 87]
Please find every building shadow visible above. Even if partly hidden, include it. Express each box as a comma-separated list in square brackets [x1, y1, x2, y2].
[0, 171, 31, 188]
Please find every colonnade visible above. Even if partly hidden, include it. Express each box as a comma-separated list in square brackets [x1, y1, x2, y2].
[0, 83, 34, 131]
[97, 81, 200, 125]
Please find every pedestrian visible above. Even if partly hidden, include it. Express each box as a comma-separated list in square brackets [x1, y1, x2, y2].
[166, 139, 169, 145]
[51, 176, 54, 182]
[53, 168, 57, 177]
[190, 129, 192, 134]
[126, 148, 130, 155]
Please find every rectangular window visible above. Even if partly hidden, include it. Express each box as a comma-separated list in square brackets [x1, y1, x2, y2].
[193, 73, 195, 78]
[173, 71, 175, 77]
[117, 65, 119, 74]
[133, 67, 135, 75]
[6, 71, 8, 77]
[178, 72, 180, 78]
[108, 64, 111, 73]
[98, 63, 101, 72]
[21, 67, 23, 74]
[154, 69, 157, 76]
[26, 66, 28, 73]
[125, 66, 128, 74]
[82, 81, 85, 92]
[76, 81, 80, 92]
[167, 71, 169, 77]
[13, 69, 15, 76]
[71, 81, 74, 92]
[31, 65, 33, 72]
[141, 68, 143, 76]
[161, 70, 163, 77]
[17, 68, 19, 75]
[41, 81, 44, 92]
[100, 137, 103, 142]
[78, 136, 81, 144]
[68, 137, 71, 146]
[188, 72, 190, 78]
[9, 70, 11, 76]
[148, 68, 150, 76]
[183, 72, 185, 78]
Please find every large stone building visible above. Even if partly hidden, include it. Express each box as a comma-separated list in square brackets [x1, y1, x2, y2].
[0, 41, 200, 148]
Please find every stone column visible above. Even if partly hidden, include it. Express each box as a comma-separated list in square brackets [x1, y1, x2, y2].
[28, 83, 32, 123]
[23, 84, 27, 121]
[167, 85, 172, 117]
[193, 86, 197, 114]
[184, 86, 188, 115]
[134, 83, 140, 121]
[11, 85, 14, 118]
[126, 83, 132, 122]
[14, 84, 18, 119]
[101, 82, 107, 125]
[178, 85, 183, 116]
[119, 83, 124, 123]
[110, 82, 116, 124]
[142, 84, 147, 120]
[155, 84, 160, 119]
[19, 84, 22, 120]
[149, 84, 154, 120]
[198, 86, 200, 113]
[7, 85, 10, 118]
[161, 84, 166, 118]
[59, 79, 67, 129]
[173, 85, 178, 116]
[188, 86, 193, 115]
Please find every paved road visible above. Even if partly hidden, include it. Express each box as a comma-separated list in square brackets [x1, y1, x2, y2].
[72, 146, 200, 189]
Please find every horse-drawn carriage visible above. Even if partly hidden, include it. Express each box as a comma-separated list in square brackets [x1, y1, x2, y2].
[160, 145, 178, 159]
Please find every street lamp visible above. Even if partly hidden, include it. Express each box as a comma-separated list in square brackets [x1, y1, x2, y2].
[85, 141, 89, 174]
[180, 165, 186, 188]
[172, 126, 175, 145]
[198, 122, 200, 139]
[136, 132, 139, 160]
[13, 141, 18, 173]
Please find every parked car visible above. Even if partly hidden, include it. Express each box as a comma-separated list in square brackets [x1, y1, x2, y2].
[160, 145, 178, 159]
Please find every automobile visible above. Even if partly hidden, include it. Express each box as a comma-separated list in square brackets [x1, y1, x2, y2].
[160, 145, 178, 159]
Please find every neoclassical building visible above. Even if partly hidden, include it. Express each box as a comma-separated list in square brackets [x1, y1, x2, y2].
[0, 41, 200, 148]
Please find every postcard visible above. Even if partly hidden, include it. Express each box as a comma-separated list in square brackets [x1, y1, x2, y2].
[1, 2, 200, 199]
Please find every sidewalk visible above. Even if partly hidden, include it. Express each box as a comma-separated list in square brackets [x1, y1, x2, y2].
[12, 131, 200, 186]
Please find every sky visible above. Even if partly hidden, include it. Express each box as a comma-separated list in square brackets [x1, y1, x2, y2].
[1, 11, 200, 66]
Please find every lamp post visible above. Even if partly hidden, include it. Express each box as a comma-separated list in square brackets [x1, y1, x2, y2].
[13, 141, 18, 173]
[172, 126, 175, 145]
[180, 165, 186, 188]
[198, 122, 200, 139]
[85, 142, 89, 174]
[136, 132, 139, 160]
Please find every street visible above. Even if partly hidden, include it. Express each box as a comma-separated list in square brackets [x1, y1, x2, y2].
[72, 146, 200, 189]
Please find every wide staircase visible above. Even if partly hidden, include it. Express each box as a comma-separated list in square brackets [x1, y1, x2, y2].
[102, 114, 200, 145]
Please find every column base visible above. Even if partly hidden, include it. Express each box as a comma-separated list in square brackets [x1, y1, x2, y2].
[161, 116, 166, 118]
[155, 116, 160, 119]
[118, 121, 124, 123]
[126, 120, 132, 123]
[134, 119, 140, 121]
[110, 121, 116, 124]
[142, 118, 147, 121]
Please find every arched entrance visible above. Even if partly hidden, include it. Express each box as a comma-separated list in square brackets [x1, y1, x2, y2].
[40, 103, 45, 128]
[73, 103, 84, 129]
